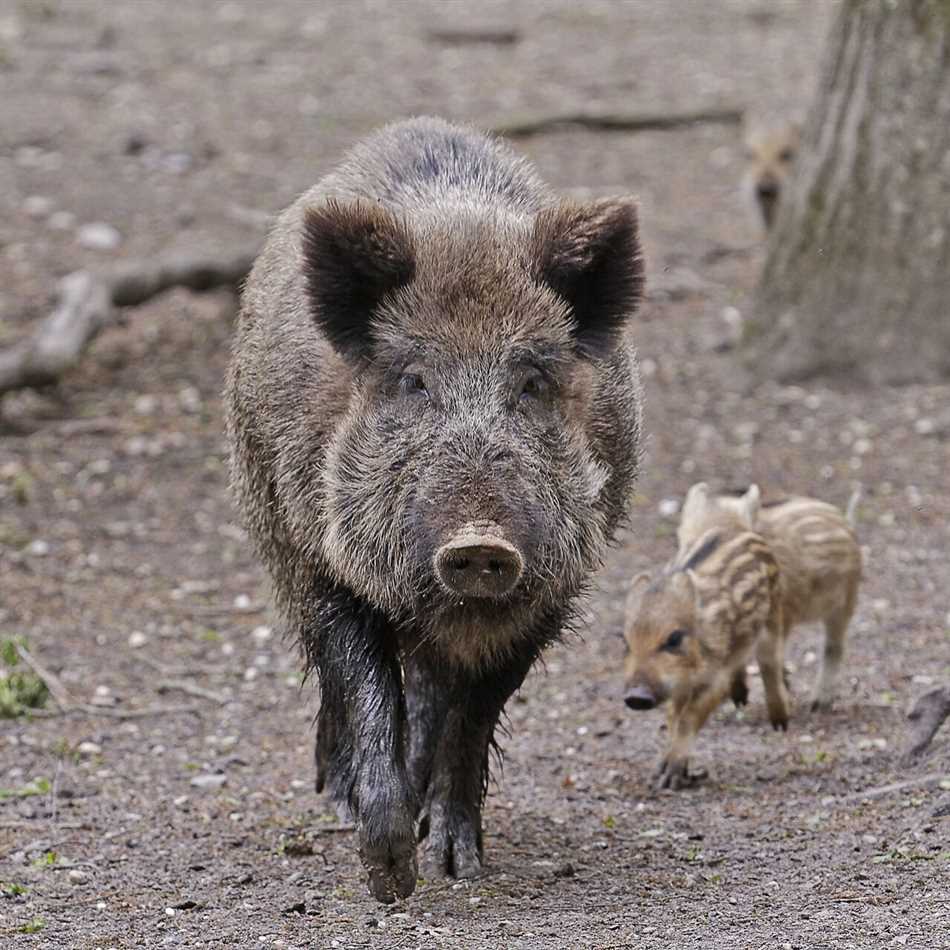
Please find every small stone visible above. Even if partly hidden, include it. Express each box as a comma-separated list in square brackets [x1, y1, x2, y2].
[27, 539, 49, 557]
[190, 773, 227, 790]
[128, 631, 148, 649]
[178, 387, 202, 413]
[233, 594, 252, 610]
[68, 869, 88, 885]
[243, 667, 258, 682]
[23, 195, 53, 218]
[77, 222, 122, 251]
[250, 625, 272, 646]
[658, 498, 680, 518]
[133, 394, 158, 416]
[77, 741, 102, 757]
[48, 211, 76, 231]
[553, 862, 575, 878]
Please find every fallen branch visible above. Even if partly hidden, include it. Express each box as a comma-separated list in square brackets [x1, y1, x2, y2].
[157, 678, 229, 705]
[841, 772, 948, 803]
[0, 246, 257, 397]
[491, 107, 744, 138]
[904, 684, 950, 762]
[16, 644, 74, 712]
[31, 703, 201, 720]
[15, 646, 201, 719]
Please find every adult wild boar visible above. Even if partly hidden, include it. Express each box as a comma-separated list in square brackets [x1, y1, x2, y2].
[225, 117, 644, 902]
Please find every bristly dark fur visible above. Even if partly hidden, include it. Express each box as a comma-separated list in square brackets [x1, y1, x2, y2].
[302, 200, 415, 361]
[224, 116, 644, 901]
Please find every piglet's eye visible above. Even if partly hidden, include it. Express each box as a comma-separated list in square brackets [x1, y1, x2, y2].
[660, 629, 687, 652]
[400, 373, 428, 398]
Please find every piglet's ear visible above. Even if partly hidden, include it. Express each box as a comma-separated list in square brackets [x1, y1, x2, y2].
[302, 199, 415, 361]
[533, 197, 644, 358]
[625, 571, 652, 623]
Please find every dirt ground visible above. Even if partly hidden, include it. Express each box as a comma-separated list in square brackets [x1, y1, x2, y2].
[1, 1, 948, 947]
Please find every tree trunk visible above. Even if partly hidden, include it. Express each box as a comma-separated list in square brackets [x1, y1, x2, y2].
[746, 0, 950, 386]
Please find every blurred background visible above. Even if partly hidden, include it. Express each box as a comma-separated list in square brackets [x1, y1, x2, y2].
[1, 2, 948, 947]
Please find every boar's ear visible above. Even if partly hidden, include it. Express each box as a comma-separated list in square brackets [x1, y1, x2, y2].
[302, 199, 415, 361]
[533, 197, 643, 358]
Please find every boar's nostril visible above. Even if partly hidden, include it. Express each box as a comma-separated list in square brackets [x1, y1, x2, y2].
[624, 686, 657, 711]
[435, 532, 524, 599]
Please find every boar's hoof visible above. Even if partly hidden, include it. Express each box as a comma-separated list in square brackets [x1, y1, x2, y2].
[359, 831, 418, 904]
[654, 758, 707, 791]
[418, 809, 483, 880]
[770, 713, 789, 732]
[435, 530, 523, 599]
[808, 695, 833, 713]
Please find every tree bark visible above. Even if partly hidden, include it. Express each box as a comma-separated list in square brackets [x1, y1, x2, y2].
[745, 0, 950, 386]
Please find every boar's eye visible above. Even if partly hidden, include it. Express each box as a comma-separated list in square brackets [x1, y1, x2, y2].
[518, 372, 547, 402]
[660, 629, 687, 653]
[399, 372, 429, 399]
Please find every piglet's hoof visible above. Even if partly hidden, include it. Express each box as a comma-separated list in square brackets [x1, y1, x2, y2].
[359, 831, 418, 903]
[654, 758, 708, 791]
[418, 808, 483, 880]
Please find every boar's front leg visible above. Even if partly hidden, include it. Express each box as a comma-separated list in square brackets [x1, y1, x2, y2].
[310, 588, 417, 903]
[412, 645, 540, 881]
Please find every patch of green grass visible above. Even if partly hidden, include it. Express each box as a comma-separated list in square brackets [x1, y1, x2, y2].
[0, 777, 51, 800]
[31, 851, 57, 869]
[0, 637, 49, 718]
[17, 917, 45, 934]
[1, 881, 28, 897]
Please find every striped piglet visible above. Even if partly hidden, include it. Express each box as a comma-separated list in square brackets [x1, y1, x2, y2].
[622, 482, 861, 789]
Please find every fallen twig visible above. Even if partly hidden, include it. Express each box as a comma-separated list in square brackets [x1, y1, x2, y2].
[156, 678, 229, 705]
[841, 773, 948, 802]
[31, 703, 201, 720]
[427, 27, 521, 45]
[15, 644, 74, 712]
[491, 107, 744, 138]
[0, 246, 257, 396]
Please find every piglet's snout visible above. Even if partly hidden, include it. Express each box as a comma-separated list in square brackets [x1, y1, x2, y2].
[624, 684, 658, 711]
[435, 528, 524, 599]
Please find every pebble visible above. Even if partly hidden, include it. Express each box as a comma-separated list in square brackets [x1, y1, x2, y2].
[134, 394, 158, 416]
[77, 222, 122, 251]
[128, 631, 148, 649]
[47, 210, 76, 231]
[190, 773, 227, 790]
[68, 869, 88, 885]
[658, 498, 680, 518]
[77, 741, 102, 757]
[27, 539, 49, 557]
[22, 195, 53, 218]
[251, 625, 272, 646]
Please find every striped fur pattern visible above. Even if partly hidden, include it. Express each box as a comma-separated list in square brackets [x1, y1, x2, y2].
[623, 482, 784, 790]
[705, 482, 862, 708]
[752, 489, 862, 709]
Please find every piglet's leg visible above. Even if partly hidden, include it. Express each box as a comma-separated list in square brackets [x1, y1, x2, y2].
[757, 611, 791, 731]
[309, 589, 416, 904]
[417, 644, 541, 881]
[655, 686, 724, 790]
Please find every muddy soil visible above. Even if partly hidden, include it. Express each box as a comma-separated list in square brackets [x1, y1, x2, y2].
[1, 2, 947, 947]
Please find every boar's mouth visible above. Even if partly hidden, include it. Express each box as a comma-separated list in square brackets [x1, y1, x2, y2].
[433, 524, 525, 601]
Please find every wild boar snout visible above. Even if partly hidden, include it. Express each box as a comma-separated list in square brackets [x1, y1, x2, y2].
[434, 526, 524, 599]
